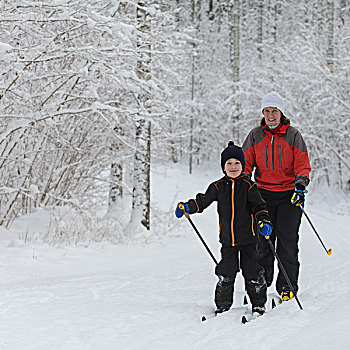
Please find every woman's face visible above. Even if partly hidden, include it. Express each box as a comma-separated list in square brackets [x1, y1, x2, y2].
[263, 106, 282, 127]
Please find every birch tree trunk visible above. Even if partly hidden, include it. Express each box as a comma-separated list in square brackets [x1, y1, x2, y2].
[108, 126, 124, 213]
[229, 0, 241, 141]
[129, 1, 152, 231]
[189, 0, 201, 173]
[327, 0, 335, 73]
[257, 0, 263, 60]
[131, 118, 151, 230]
[229, 0, 240, 83]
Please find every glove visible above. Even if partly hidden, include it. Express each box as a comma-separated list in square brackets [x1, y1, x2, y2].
[175, 202, 189, 218]
[258, 219, 272, 237]
[291, 184, 306, 207]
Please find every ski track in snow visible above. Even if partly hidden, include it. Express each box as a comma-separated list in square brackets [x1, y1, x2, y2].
[0, 166, 349, 349]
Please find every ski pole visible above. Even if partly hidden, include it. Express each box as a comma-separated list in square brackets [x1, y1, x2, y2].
[300, 206, 332, 256]
[179, 203, 218, 265]
[265, 237, 303, 310]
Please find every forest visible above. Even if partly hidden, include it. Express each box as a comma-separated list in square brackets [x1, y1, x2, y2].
[0, 0, 349, 242]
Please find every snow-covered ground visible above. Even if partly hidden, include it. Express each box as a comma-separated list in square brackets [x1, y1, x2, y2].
[0, 164, 349, 350]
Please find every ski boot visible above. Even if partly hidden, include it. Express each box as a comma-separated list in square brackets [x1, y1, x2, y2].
[281, 287, 294, 301]
[215, 305, 230, 315]
[252, 306, 266, 316]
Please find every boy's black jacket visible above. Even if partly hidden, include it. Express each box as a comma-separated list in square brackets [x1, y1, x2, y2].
[186, 173, 269, 246]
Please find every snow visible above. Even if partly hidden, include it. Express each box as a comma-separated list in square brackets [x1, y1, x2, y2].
[0, 164, 349, 349]
[0, 42, 12, 53]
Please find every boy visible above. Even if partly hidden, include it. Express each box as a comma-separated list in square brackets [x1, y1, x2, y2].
[175, 141, 272, 315]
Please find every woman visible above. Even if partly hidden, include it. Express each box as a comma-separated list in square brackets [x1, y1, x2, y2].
[242, 91, 311, 301]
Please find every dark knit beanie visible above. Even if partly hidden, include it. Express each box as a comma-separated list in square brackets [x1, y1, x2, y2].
[221, 141, 246, 172]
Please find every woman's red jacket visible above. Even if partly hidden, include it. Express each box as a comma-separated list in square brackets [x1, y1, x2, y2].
[242, 121, 311, 191]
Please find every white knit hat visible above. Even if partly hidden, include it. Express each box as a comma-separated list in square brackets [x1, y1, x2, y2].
[261, 91, 285, 114]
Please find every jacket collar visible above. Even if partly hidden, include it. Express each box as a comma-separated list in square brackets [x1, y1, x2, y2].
[261, 119, 290, 135]
[224, 173, 245, 181]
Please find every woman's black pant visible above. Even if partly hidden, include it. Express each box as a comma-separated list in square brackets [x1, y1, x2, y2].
[258, 188, 302, 294]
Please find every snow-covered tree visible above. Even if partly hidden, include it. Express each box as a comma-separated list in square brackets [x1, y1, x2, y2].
[0, 0, 349, 242]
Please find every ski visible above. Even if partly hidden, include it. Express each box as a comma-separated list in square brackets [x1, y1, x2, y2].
[201, 313, 215, 322]
[241, 312, 261, 324]
[201, 310, 235, 322]
[202, 294, 282, 323]
[202, 306, 248, 322]
[241, 296, 282, 324]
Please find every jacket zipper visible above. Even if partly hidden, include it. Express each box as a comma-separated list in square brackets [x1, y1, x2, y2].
[278, 145, 282, 168]
[271, 135, 275, 170]
[231, 180, 235, 246]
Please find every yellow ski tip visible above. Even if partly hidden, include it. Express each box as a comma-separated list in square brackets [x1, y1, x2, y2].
[327, 248, 332, 255]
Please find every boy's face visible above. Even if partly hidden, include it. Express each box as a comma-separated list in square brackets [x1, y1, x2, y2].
[224, 158, 242, 178]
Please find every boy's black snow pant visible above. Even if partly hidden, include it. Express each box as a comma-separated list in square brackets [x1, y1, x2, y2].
[214, 243, 267, 309]
[258, 188, 302, 295]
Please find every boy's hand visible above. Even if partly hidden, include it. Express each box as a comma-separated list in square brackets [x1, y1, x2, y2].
[175, 202, 189, 218]
[258, 219, 272, 237]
